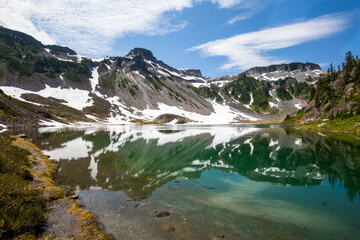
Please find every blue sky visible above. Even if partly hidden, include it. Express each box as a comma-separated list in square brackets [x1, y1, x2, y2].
[0, 0, 359, 78]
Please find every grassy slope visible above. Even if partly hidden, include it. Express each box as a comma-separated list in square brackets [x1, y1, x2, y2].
[296, 115, 360, 133]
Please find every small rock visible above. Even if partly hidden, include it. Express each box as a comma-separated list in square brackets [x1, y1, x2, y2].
[69, 195, 79, 199]
[162, 223, 175, 231]
[156, 210, 170, 218]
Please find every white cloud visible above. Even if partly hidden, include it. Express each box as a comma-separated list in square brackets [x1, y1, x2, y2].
[211, 0, 245, 8]
[0, 0, 276, 56]
[190, 11, 355, 71]
[0, 0, 56, 44]
[0, 0, 194, 55]
[227, 11, 256, 24]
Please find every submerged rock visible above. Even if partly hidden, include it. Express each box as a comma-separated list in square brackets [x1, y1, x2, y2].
[156, 210, 170, 218]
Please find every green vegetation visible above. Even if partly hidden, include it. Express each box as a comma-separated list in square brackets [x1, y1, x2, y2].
[200, 85, 223, 102]
[0, 134, 46, 239]
[0, 27, 43, 57]
[288, 81, 313, 98]
[97, 62, 108, 74]
[6, 57, 33, 77]
[143, 71, 162, 91]
[187, 84, 223, 102]
[282, 110, 305, 125]
[251, 88, 270, 111]
[1, 26, 92, 83]
[83, 96, 111, 119]
[223, 74, 270, 111]
[297, 115, 360, 133]
[276, 86, 293, 100]
[311, 52, 360, 114]
[0, 90, 20, 119]
[284, 51, 360, 132]
[118, 76, 139, 97]
[44, 44, 77, 56]
[99, 70, 117, 91]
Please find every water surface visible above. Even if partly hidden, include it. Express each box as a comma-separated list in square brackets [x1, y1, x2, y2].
[31, 125, 360, 240]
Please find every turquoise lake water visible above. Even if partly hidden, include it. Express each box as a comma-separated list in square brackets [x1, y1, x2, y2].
[31, 125, 360, 239]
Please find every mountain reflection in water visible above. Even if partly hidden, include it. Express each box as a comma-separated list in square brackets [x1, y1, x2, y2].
[34, 125, 360, 201]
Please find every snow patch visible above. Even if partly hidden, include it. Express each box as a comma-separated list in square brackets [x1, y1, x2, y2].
[1, 86, 93, 110]
[294, 103, 302, 109]
[244, 93, 254, 109]
[141, 100, 258, 124]
[90, 67, 99, 91]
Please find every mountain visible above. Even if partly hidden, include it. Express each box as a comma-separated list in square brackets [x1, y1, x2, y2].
[244, 62, 323, 82]
[0, 26, 326, 127]
[283, 51, 360, 131]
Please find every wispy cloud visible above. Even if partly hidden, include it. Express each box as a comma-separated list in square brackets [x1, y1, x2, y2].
[211, 0, 246, 8]
[0, 0, 194, 56]
[189, 11, 356, 71]
[211, 0, 275, 24]
[227, 11, 256, 24]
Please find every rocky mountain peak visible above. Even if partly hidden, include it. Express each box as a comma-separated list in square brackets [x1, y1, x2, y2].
[126, 48, 156, 62]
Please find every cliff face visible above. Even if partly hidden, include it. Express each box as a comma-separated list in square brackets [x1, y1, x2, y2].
[242, 62, 324, 83]
[245, 62, 321, 75]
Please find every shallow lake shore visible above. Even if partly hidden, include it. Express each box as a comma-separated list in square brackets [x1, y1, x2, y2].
[9, 134, 111, 240]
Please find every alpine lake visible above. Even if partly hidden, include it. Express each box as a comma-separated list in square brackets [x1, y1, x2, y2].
[22, 125, 360, 240]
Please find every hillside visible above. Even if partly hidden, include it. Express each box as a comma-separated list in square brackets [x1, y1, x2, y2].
[284, 51, 360, 132]
[0, 26, 324, 127]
